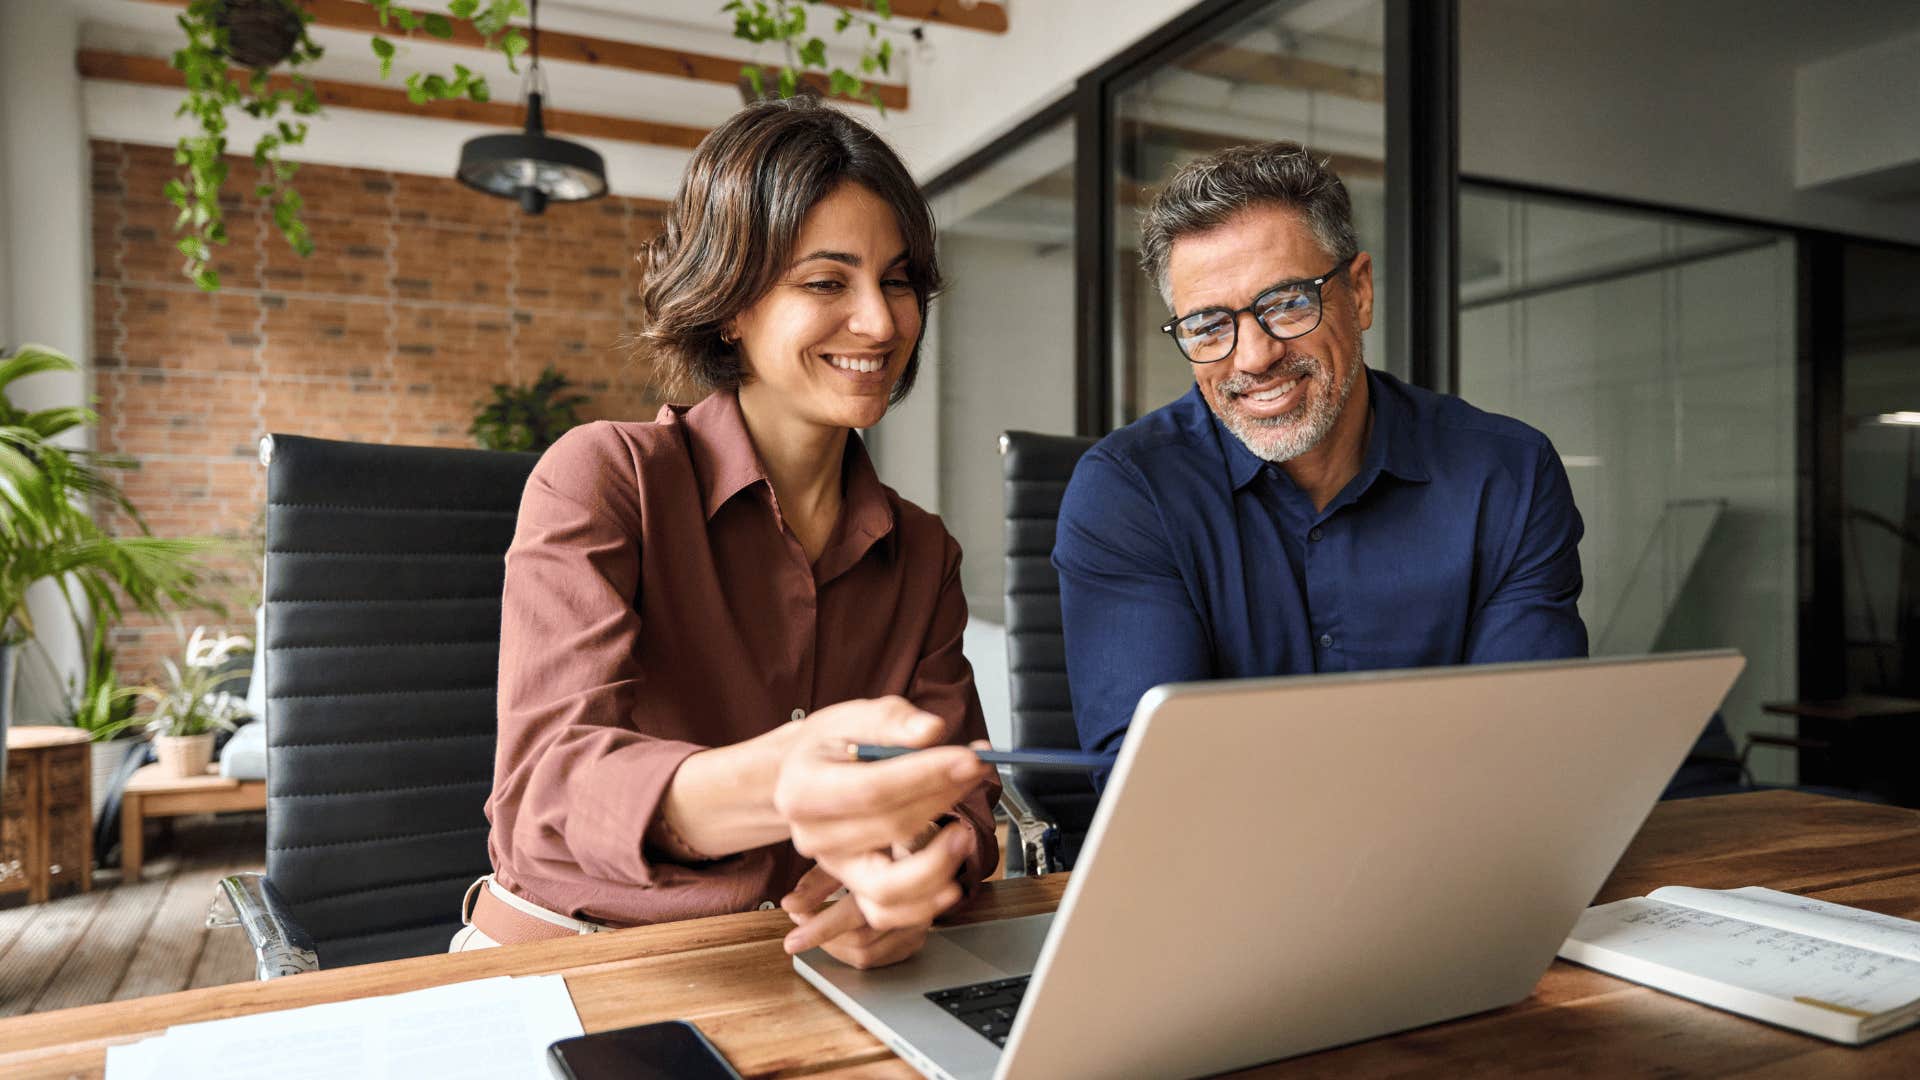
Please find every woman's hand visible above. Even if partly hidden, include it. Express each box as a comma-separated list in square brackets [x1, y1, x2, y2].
[780, 864, 938, 969]
[772, 696, 990, 939]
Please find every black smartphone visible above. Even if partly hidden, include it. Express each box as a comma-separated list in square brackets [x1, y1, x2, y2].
[548, 1020, 744, 1080]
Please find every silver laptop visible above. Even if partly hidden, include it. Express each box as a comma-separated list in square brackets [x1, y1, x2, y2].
[794, 651, 1745, 1080]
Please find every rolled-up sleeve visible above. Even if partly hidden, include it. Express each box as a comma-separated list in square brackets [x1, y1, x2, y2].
[490, 424, 704, 890]
[907, 533, 1002, 891]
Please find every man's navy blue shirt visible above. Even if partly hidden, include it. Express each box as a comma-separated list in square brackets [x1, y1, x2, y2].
[1053, 369, 1588, 774]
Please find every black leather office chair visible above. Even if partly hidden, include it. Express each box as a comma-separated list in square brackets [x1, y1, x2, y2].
[219, 433, 538, 976]
[998, 430, 1098, 876]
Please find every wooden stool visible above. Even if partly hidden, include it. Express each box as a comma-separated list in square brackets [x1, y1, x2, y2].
[1, 726, 92, 905]
[121, 764, 267, 883]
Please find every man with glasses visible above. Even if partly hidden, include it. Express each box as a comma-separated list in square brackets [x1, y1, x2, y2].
[1055, 141, 1587, 787]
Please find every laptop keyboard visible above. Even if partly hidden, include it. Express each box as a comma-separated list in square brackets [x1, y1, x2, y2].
[926, 975, 1030, 1047]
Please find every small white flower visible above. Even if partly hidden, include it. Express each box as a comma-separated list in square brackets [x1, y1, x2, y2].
[184, 625, 252, 670]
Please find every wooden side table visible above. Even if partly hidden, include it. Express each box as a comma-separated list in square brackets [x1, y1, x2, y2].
[120, 763, 267, 883]
[1, 725, 92, 906]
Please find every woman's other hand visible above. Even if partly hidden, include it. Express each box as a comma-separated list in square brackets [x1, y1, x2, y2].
[773, 697, 990, 940]
[779, 863, 937, 968]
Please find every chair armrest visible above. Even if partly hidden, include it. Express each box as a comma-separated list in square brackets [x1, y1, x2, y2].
[210, 872, 320, 980]
[996, 768, 1062, 877]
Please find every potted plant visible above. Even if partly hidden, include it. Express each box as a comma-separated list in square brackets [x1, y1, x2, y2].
[59, 622, 145, 819]
[136, 626, 253, 779]
[0, 345, 216, 735]
[469, 364, 590, 452]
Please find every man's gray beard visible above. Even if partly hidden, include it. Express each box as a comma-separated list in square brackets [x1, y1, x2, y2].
[1216, 347, 1361, 464]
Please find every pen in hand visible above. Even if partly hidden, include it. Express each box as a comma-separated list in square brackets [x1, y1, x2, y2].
[849, 744, 1118, 773]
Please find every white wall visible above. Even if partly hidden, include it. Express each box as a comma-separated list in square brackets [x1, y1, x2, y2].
[1460, 0, 1920, 247]
[876, 0, 1192, 181]
[1795, 30, 1920, 194]
[1, 0, 96, 724]
[877, 232, 1077, 622]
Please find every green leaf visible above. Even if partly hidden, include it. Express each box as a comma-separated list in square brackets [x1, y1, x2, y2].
[424, 13, 453, 38]
[877, 37, 892, 74]
[778, 65, 798, 98]
[873, 0, 891, 16]
[450, 0, 479, 17]
[371, 35, 396, 77]
[798, 36, 827, 67]
[0, 347, 79, 393]
[194, 268, 220, 291]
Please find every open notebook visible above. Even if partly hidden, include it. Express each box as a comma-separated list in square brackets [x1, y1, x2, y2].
[1560, 886, 1920, 1044]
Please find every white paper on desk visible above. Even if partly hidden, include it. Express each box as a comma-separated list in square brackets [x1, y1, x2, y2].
[104, 975, 583, 1080]
[103, 1039, 162, 1080]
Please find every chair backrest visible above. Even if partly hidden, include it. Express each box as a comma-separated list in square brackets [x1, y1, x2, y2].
[262, 433, 537, 968]
[1000, 430, 1099, 868]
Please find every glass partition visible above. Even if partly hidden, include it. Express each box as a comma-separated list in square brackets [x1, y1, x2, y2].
[1457, 185, 1798, 782]
[1110, 0, 1389, 424]
[915, 118, 1079, 624]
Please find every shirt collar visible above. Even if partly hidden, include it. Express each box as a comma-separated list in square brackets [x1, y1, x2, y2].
[817, 434, 898, 580]
[1368, 369, 1431, 485]
[684, 390, 768, 521]
[682, 390, 897, 562]
[1215, 368, 1431, 494]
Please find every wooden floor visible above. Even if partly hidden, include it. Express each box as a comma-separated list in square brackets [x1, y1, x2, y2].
[0, 813, 264, 1017]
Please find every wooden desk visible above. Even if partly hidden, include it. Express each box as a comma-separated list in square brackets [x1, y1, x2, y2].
[5, 791, 1920, 1078]
[119, 764, 267, 884]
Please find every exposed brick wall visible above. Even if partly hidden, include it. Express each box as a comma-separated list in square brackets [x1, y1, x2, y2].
[89, 139, 668, 684]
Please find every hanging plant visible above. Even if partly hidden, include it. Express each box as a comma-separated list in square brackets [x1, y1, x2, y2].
[723, 1, 925, 110]
[167, 0, 530, 291]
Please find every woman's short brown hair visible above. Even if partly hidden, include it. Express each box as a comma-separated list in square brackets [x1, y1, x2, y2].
[638, 96, 942, 405]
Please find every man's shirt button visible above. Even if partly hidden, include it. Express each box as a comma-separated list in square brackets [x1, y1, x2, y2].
[1308, 526, 1324, 542]
[1318, 633, 1334, 648]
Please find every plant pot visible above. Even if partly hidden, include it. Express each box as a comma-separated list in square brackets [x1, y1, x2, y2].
[214, 0, 305, 69]
[89, 738, 140, 820]
[154, 733, 215, 779]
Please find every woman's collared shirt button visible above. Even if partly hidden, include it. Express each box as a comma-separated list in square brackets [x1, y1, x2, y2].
[757, 900, 778, 911]
[790, 708, 806, 722]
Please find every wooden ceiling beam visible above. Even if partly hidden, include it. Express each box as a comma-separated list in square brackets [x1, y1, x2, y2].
[1178, 44, 1384, 103]
[134, 0, 910, 110]
[1117, 118, 1385, 182]
[78, 49, 712, 151]
[818, 0, 1008, 34]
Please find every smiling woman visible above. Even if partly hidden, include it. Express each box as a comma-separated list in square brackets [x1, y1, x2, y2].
[468, 97, 999, 973]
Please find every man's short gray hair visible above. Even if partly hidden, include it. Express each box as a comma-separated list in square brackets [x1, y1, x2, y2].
[1139, 141, 1360, 308]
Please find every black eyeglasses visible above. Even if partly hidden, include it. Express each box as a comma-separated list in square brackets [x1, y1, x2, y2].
[1160, 259, 1352, 364]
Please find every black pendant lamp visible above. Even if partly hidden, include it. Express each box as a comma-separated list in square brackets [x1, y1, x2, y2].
[456, 0, 608, 214]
